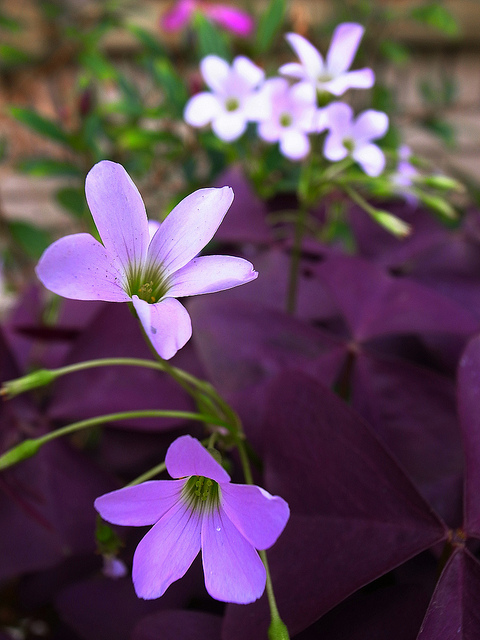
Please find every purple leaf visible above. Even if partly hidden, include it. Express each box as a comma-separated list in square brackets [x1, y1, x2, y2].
[132, 610, 222, 640]
[223, 371, 447, 638]
[417, 547, 480, 640]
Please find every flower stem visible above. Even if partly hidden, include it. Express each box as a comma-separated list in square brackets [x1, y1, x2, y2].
[260, 550, 290, 640]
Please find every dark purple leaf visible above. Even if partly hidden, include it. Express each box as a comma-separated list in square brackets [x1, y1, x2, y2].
[132, 610, 222, 640]
[417, 547, 480, 640]
[223, 371, 447, 638]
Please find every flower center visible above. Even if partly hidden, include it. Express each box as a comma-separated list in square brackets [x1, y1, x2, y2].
[182, 475, 220, 514]
[342, 137, 355, 153]
[225, 97, 240, 112]
[279, 112, 292, 128]
[126, 263, 170, 303]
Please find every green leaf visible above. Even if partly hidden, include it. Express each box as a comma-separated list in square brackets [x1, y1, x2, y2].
[8, 221, 52, 259]
[255, 0, 286, 54]
[8, 106, 71, 147]
[128, 24, 168, 57]
[18, 158, 82, 177]
[0, 43, 32, 64]
[152, 59, 189, 116]
[56, 187, 88, 218]
[410, 3, 459, 36]
[379, 40, 410, 66]
[193, 13, 231, 59]
[118, 128, 180, 151]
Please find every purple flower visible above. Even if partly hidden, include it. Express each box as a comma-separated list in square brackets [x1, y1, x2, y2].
[184, 55, 266, 141]
[323, 102, 389, 176]
[161, 0, 254, 38]
[94, 435, 290, 603]
[279, 23, 375, 97]
[256, 77, 322, 161]
[35, 161, 257, 360]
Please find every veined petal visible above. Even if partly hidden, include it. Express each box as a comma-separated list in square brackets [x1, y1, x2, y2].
[212, 112, 247, 141]
[324, 68, 375, 96]
[146, 187, 234, 275]
[202, 507, 266, 603]
[184, 93, 222, 127]
[232, 56, 264, 89]
[94, 479, 186, 526]
[133, 500, 201, 599]
[326, 22, 365, 75]
[221, 483, 290, 550]
[167, 255, 258, 298]
[166, 435, 231, 483]
[85, 161, 149, 276]
[36, 233, 129, 302]
[285, 33, 324, 79]
[132, 296, 192, 360]
[353, 109, 389, 144]
[353, 143, 386, 177]
[280, 129, 311, 160]
[200, 55, 231, 93]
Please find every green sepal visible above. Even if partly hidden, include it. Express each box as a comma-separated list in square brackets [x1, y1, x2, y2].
[268, 617, 290, 640]
[2, 369, 56, 398]
[0, 439, 41, 470]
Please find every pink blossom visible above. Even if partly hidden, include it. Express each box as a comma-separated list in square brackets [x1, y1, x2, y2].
[280, 23, 374, 97]
[95, 435, 290, 603]
[161, 0, 254, 38]
[36, 161, 257, 360]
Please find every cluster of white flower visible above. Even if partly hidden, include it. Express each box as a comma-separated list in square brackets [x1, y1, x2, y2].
[184, 23, 390, 176]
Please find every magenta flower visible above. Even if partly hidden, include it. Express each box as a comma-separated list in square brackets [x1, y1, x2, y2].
[161, 0, 254, 38]
[323, 102, 389, 177]
[256, 77, 321, 161]
[95, 435, 290, 603]
[184, 55, 266, 141]
[36, 161, 257, 360]
[280, 23, 374, 97]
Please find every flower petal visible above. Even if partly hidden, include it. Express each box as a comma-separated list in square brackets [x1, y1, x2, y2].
[326, 22, 365, 75]
[278, 62, 306, 80]
[132, 296, 192, 360]
[146, 187, 234, 275]
[284, 33, 324, 79]
[202, 507, 266, 603]
[279, 129, 311, 160]
[167, 255, 258, 298]
[205, 6, 254, 37]
[85, 160, 149, 276]
[258, 120, 281, 142]
[324, 101, 353, 133]
[166, 435, 231, 483]
[94, 479, 186, 526]
[161, 0, 195, 31]
[323, 132, 348, 162]
[200, 55, 231, 93]
[133, 500, 201, 599]
[212, 112, 247, 141]
[184, 93, 222, 127]
[232, 56, 264, 89]
[324, 68, 375, 96]
[36, 233, 129, 302]
[221, 483, 290, 550]
[353, 143, 386, 176]
[352, 109, 389, 144]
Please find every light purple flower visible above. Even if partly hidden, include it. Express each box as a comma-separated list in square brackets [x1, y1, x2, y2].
[35, 160, 257, 360]
[94, 435, 290, 603]
[323, 102, 389, 177]
[184, 55, 266, 141]
[280, 23, 374, 97]
[102, 554, 128, 579]
[256, 77, 323, 161]
[161, 0, 254, 37]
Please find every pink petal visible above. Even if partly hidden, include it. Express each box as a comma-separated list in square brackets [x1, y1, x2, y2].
[202, 507, 266, 603]
[132, 296, 192, 360]
[326, 22, 365, 76]
[278, 62, 306, 79]
[220, 483, 290, 549]
[161, 0, 195, 31]
[94, 480, 186, 526]
[133, 500, 202, 599]
[146, 187, 234, 274]
[324, 101, 353, 134]
[167, 255, 257, 298]
[280, 129, 311, 160]
[353, 143, 386, 177]
[212, 112, 247, 141]
[232, 56, 264, 89]
[258, 120, 282, 142]
[205, 5, 254, 37]
[324, 132, 348, 162]
[200, 55, 231, 93]
[85, 161, 149, 276]
[184, 93, 222, 127]
[284, 33, 324, 79]
[324, 68, 375, 96]
[35, 233, 129, 302]
[166, 435, 231, 483]
[353, 109, 389, 143]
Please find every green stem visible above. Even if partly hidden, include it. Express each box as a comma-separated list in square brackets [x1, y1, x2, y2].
[260, 549, 290, 640]
[127, 461, 167, 486]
